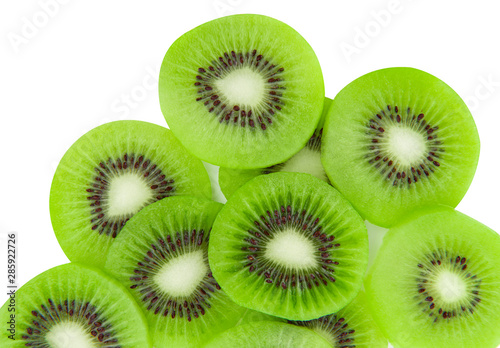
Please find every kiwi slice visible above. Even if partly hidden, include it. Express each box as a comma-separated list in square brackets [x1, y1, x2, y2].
[0, 263, 151, 347]
[105, 196, 256, 348]
[159, 14, 325, 169]
[365, 207, 500, 348]
[321, 67, 480, 227]
[50, 120, 211, 268]
[204, 321, 331, 348]
[290, 291, 387, 347]
[209, 172, 369, 320]
[219, 97, 332, 198]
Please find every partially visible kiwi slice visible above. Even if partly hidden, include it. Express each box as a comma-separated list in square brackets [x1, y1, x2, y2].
[50, 121, 211, 268]
[365, 207, 500, 348]
[0, 263, 151, 347]
[321, 67, 480, 227]
[209, 172, 369, 320]
[159, 14, 325, 169]
[219, 97, 332, 199]
[290, 291, 387, 347]
[105, 196, 257, 348]
[203, 321, 331, 348]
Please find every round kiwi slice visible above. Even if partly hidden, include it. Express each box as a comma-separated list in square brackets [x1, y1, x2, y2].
[290, 291, 387, 347]
[50, 120, 211, 268]
[203, 321, 331, 348]
[105, 196, 254, 348]
[0, 263, 151, 347]
[365, 207, 500, 348]
[219, 97, 332, 199]
[159, 14, 325, 169]
[209, 172, 369, 320]
[321, 67, 480, 227]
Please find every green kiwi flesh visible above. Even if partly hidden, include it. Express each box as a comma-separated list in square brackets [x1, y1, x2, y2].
[209, 172, 368, 320]
[290, 291, 387, 348]
[50, 121, 211, 268]
[365, 207, 500, 348]
[203, 321, 331, 348]
[321, 67, 480, 227]
[219, 97, 332, 199]
[159, 14, 325, 169]
[105, 196, 260, 348]
[0, 263, 151, 347]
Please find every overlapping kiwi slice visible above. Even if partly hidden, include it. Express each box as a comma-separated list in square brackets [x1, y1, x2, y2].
[204, 321, 331, 348]
[0, 263, 151, 347]
[365, 207, 500, 347]
[105, 196, 264, 348]
[159, 14, 325, 169]
[290, 291, 387, 347]
[321, 67, 480, 227]
[50, 121, 211, 268]
[209, 172, 369, 320]
[219, 97, 332, 198]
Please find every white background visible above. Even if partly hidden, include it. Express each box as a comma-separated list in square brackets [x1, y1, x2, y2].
[1, 1, 499, 346]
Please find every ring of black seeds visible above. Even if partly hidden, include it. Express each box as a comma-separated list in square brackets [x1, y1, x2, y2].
[415, 250, 482, 323]
[194, 50, 285, 130]
[365, 105, 445, 187]
[242, 205, 340, 290]
[292, 316, 356, 348]
[306, 128, 323, 152]
[86, 153, 175, 238]
[129, 229, 221, 322]
[22, 299, 120, 347]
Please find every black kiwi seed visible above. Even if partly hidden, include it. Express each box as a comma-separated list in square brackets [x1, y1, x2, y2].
[365, 105, 445, 187]
[194, 50, 285, 130]
[129, 229, 220, 322]
[22, 299, 120, 347]
[241, 205, 339, 289]
[87, 153, 176, 238]
[415, 250, 481, 323]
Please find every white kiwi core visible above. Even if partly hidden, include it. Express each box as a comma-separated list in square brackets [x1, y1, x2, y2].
[107, 173, 154, 217]
[264, 229, 317, 270]
[154, 250, 208, 297]
[386, 126, 427, 167]
[215, 67, 266, 107]
[434, 271, 467, 303]
[45, 321, 95, 348]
